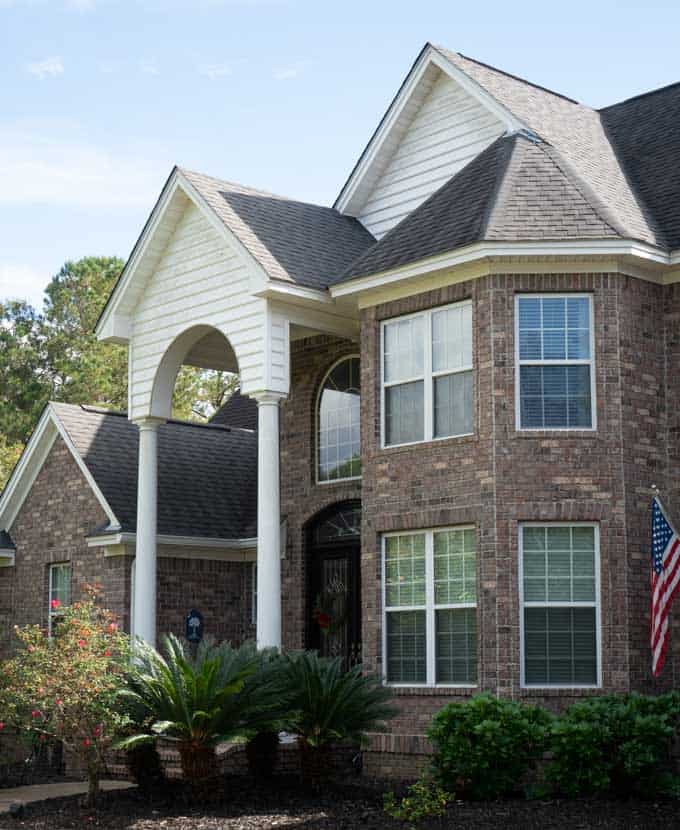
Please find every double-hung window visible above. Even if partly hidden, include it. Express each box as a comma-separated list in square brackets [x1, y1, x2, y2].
[48, 562, 71, 635]
[516, 295, 595, 430]
[383, 527, 477, 686]
[382, 301, 472, 447]
[520, 524, 600, 687]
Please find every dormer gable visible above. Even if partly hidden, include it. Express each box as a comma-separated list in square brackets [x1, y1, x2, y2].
[335, 43, 524, 238]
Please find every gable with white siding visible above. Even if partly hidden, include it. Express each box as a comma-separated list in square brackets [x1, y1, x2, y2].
[358, 68, 505, 238]
[129, 199, 268, 420]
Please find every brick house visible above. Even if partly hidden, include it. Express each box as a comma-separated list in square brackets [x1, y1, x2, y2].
[2, 42, 680, 769]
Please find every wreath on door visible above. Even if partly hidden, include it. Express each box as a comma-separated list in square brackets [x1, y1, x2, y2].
[312, 576, 348, 638]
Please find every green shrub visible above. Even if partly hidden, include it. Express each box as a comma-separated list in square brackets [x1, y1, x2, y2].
[384, 779, 453, 827]
[427, 693, 552, 800]
[117, 636, 289, 785]
[279, 652, 397, 789]
[548, 692, 680, 798]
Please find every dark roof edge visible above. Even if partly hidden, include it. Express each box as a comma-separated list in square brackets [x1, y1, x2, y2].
[452, 49, 582, 106]
[0, 530, 15, 550]
[59, 403, 256, 435]
[599, 80, 680, 112]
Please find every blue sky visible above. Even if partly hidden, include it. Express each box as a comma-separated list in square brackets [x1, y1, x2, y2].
[1, 0, 679, 308]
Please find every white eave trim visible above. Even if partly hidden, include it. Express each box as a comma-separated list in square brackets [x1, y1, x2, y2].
[330, 239, 673, 298]
[96, 168, 272, 344]
[335, 43, 524, 216]
[86, 532, 258, 549]
[0, 405, 120, 535]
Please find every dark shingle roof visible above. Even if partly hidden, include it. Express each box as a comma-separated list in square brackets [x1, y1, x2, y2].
[433, 47, 660, 247]
[341, 132, 623, 281]
[210, 391, 258, 431]
[52, 403, 257, 539]
[600, 83, 680, 249]
[180, 168, 375, 290]
[0, 530, 15, 550]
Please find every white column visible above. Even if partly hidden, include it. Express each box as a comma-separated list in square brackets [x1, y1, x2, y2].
[255, 392, 284, 649]
[133, 417, 164, 646]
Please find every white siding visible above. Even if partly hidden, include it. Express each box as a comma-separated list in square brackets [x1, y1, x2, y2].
[129, 202, 270, 420]
[358, 70, 505, 239]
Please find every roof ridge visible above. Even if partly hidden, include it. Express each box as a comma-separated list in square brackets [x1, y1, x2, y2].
[599, 80, 680, 112]
[514, 135, 629, 238]
[179, 166, 336, 213]
[435, 46, 584, 107]
[478, 134, 519, 238]
[59, 403, 256, 435]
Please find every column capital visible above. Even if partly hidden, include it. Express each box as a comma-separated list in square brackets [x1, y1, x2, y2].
[251, 391, 287, 406]
[133, 416, 166, 431]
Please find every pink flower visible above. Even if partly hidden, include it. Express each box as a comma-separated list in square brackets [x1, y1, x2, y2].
[0, 722, 5, 730]
[55, 698, 63, 706]
[31, 709, 41, 719]
[27, 645, 35, 653]
[50, 599, 61, 610]
[108, 622, 118, 633]
[77, 639, 86, 648]
[92, 724, 102, 738]
[103, 649, 111, 657]
[82, 738, 91, 747]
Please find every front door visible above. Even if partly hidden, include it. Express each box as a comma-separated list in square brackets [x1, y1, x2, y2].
[307, 502, 361, 668]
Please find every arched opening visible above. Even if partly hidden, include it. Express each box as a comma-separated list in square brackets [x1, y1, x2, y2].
[150, 325, 240, 421]
[316, 355, 361, 483]
[306, 500, 361, 668]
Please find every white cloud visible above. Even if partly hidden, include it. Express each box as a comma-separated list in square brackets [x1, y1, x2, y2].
[198, 62, 232, 81]
[26, 56, 64, 80]
[140, 59, 160, 76]
[0, 264, 48, 306]
[273, 61, 307, 81]
[0, 120, 165, 209]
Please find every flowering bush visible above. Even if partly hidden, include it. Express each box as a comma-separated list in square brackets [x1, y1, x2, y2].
[0, 585, 130, 804]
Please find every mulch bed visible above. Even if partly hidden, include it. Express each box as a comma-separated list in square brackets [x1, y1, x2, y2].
[0, 777, 678, 829]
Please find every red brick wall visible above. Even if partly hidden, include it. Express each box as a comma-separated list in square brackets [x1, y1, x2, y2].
[0, 437, 131, 657]
[279, 335, 362, 650]
[356, 272, 676, 732]
[157, 556, 254, 645]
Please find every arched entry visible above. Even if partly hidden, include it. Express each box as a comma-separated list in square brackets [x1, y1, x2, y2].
[306, 501, 361, 668]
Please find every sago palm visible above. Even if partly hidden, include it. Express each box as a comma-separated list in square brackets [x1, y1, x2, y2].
[281, 651, 397, 788]
[117, 635, 287, 784]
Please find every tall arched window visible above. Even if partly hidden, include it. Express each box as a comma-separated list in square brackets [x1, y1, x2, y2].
[317, 356, 361, 483]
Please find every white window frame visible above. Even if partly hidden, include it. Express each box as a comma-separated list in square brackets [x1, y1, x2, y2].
[518, 522, 602, 689]
[514, 293, 597, 432]
[48, 561, 71, 637]
[382, 526, 478, 688]
[316, 353, 362, 485]
[380, 300, 473, 449]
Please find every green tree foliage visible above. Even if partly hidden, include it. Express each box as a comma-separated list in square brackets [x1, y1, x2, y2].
[0, 255, 237, 488]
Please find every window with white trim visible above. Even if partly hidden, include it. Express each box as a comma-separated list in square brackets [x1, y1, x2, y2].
[383, 527, 477, 686]
[382, 301, 472, 447]
[516, 295, 594, 429]
[520, 524, 600, 687]
[317, 356, 361, 482]
[48, 562, 71, 635]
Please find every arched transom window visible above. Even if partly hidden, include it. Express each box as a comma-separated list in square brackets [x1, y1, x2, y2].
[318, 356, 361, 483]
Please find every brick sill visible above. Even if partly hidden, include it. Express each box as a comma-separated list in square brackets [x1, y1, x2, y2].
[376, 433, 479, 457]
[512, 430, 600, 440]
[388, 686, 476, 697]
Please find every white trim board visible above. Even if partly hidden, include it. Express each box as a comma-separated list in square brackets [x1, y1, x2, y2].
[330, 240, 678, 303]
[0, 405, 119, 536]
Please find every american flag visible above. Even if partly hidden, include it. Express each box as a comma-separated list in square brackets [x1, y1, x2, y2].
[651, 496, 680, 676]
